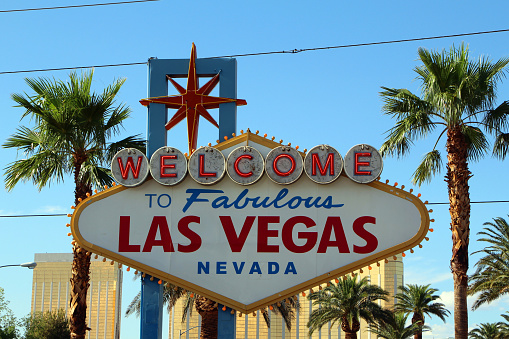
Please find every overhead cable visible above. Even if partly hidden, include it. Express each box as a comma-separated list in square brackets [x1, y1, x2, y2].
[209, 28, 509, 58]
[1, 200, 508, 218]
[1, 28, 509, 75]
[0, 0, 159, 13]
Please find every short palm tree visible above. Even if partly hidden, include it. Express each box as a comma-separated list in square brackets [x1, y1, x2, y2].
[468, 323, 501, 339]
[369, 311, 429, 339]
[307, 275, 391, 339]
[395, 284, 449, 339]
[126, 280, 299, 338]
[468, 216, 509, 309]
[497, 312, 509, 337]
[3, 71, 145, 339]
[380, 44, 509, 339]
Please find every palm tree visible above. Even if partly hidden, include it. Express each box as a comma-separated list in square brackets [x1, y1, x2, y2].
[126, 280, 299, 338]
[394, 284, 449, 339]
[369, 312, 429, 339]
[380, 44, 509, 338]
[468, 216, 509, 309]
[3, 71, 145, 339]
[468, 323, 501, 339]
[307, 275, 391, 339]
[497, 312, 509, 337]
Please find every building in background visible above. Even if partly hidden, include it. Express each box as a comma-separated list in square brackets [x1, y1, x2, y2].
[170, 256, 403, 339]
[31, 253, 122, 339]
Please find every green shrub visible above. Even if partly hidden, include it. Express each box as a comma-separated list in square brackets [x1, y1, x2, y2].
[22, 309, 70, 339]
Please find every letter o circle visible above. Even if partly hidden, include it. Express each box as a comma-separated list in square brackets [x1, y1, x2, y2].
[265, 146, 303, 185]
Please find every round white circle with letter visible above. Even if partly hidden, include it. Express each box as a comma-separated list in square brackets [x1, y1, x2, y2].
[226, 146, 265, 185]
[265, 146, 303, 185]
[343, 144, 383, 184]
[188, 147, 226, 185]
[149, 147, 187, 186]
[304, 144, 343, 184]
[110, 148, 149, 187]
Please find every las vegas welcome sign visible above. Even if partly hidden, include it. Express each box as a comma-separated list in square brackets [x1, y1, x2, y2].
[71, 131, 430, 313]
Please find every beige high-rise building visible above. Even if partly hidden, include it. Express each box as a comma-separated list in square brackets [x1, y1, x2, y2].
[169, 256, 403, 339]
[31, 253, 123, 339]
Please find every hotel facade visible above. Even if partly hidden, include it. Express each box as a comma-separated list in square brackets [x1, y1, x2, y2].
[31, 253, 122, 339]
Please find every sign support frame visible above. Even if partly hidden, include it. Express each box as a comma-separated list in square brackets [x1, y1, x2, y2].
[141, 56, 238, 339]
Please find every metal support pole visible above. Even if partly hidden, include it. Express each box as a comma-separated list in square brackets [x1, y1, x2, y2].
[218, 304, 236, 339]
[140, 58, 168, 339]
[141, 54, 238, 339]
[140, 275, 163, 339]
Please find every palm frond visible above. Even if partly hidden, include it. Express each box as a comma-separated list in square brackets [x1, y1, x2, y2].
[493, 133, 509, 160]
[468, 216, 509, 310]
[125, 292, 141, 317]
[462, 125, 489, 161]
[268, 297, 300, 330]
[483, 101, 509, 133]
[105, 135, 147, 163]
[411, 150, 443, 186]
[4, 150, 67, 191]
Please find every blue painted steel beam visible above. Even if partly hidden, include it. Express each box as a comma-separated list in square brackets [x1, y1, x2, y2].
[141, 56, 238, 339]
[140, 275, 163, 339]
[218, 304, 236, 338]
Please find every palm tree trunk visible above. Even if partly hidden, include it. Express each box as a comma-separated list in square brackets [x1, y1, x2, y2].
[69, 161, 92, 339]
[341, 317, 359, 339]
[412, 313, 424, 339]
[195, 296, 218, 339]
[446, 126, 470, 339]
[69, 244, 91, 339]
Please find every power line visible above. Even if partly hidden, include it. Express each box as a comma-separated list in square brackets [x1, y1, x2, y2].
[0, 214, 68, 218]
[2, 28, 509, 75]
[210, 28, 509, 59]
[427, 200, 509, 205]
[1, 200, 508, 218]
[0, 62, 147, 75]
[0, 0, 159, 13]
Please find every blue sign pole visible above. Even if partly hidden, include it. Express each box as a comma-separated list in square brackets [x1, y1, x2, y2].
[141, 55, 238, 339]
[140, 57, 168, 339]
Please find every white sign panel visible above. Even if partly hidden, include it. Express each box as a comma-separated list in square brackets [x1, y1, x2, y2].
[72, 134, 429, 313]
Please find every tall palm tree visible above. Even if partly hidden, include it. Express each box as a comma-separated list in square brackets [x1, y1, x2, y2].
[369, 311, 429, 339]
[126, 280, 299, 338]
[3, 71, 145, 339]
[468, 323, 501, 339]
[380, 44, 509, 338]
[394, 284, 449, 339]
[468, 216, 509, 309]
[307, 275, 391, 339]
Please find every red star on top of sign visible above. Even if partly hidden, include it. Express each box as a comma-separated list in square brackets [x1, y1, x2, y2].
[140, 43, 247, 153]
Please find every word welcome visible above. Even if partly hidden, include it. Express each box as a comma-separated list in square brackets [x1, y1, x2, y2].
[111, 143, 383, 187]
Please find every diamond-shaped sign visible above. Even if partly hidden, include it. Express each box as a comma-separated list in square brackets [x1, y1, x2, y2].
[71, 132, 429, 313]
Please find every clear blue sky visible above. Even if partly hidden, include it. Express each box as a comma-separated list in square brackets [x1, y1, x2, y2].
[1, 0, 509, 338]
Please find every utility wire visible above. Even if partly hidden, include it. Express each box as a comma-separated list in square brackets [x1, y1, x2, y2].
[1, 200, 508, 218]
[0, 62, 147, 75]
[0, 214, 68, 218]
[426, 200, 509, 205]
[0, 0, 159, 13]
[209, 28, 509, 59]
[1, 28, 509, 75]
